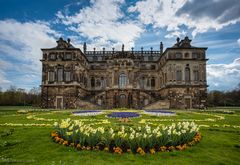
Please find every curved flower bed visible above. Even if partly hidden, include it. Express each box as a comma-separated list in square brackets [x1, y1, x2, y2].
[144, 110, 176, 116]
[72, 110, 103, 116]
[51, 119, 201, 155]
[107, 112, 140, 118]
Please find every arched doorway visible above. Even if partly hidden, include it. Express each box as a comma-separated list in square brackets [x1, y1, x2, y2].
[119, 94, 127, 108]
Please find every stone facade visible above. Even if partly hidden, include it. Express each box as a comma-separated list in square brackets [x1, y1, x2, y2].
[41, 37, 208, 109]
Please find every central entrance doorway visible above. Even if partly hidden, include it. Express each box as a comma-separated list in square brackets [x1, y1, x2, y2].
[119, 94, 127, 108]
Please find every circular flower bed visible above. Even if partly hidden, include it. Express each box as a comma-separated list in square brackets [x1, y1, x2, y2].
[72, 110, 103, 116]
[144, 110, 176, 116]
[107, 112, 140, 118]
[51, 119, 201, 155]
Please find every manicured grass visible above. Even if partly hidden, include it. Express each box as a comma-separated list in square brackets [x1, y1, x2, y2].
[0, 106, 240, 165]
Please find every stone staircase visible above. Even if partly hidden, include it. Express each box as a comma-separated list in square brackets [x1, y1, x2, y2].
[73, 93, 102, 109]
[144, 99, 170, 109]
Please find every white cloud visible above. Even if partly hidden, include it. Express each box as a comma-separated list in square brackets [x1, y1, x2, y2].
[165, 30, 187, 39]
[128, 0, 240, 38]
[56, 0, 144, 50]
[238, 38, 240, 47]
[0, 19, 59, 90]
[0, 60, 12, 89]
[0, 19, 58, 64]
[207, 58, 240, 91]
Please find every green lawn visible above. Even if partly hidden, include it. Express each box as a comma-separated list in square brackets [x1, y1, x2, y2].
[0, 107, 240, 165]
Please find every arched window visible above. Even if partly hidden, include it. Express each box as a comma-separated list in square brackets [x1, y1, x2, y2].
[140, 77, 145, 88]
[151, 77, 155, 87]
[91, 77, 95, 87]
[147, 78, 150, 87]
[101, 77, 105, 88]
[96, 79, 101, 87]
[185, 66, 190, 82]
[119, 73, 127, 88]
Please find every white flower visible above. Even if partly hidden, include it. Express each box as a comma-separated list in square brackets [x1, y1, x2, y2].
[129, 133, 134, 140]
[53, 122, 58, 127]
[156, 132, 162, 137]
[98, 127, 105, 134]
[69, 125, 73, 131]
[66, 131, 73, 136]
[143, 133, 147, 138]
[181, 130, 186, 134]
[136, 133, 140, 138]
[111, 133, 115, 138]
[109, 128, 114, 134]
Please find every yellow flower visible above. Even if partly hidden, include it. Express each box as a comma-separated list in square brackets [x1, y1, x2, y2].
[159, 146, 167, 152]
[76, 144, 81, 150]
[113, 147, 123, 154]
[149, 148, 155, 154]
[63, 141, 68, 146]
[127, 149, 132, 153]
[70, 143, 75, 147]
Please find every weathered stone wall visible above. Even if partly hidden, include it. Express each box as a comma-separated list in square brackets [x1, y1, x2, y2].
[41, 37, 208, 109]
[144, 99, 170, 109]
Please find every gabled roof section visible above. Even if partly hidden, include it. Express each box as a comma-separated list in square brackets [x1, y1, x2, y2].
[171, 36, 207, 50]
[55, 37, 75, 49]
[41, 38, 76, 50]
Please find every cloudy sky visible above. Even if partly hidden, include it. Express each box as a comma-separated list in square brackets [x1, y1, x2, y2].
[0, 0, 239, 91]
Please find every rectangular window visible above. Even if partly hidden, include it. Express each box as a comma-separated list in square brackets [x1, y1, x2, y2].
[176, 70, 182, 81]
[48, 71, 55, 82]
[193, 70, 199, 81]
[57, 68, 63, 82]
[151, 65, 156, 70]
[93, 56, 98, 61]
[148, 56, 153, 61]
[175, 53, 182, 59]
[49, 54, 56, 60]
[192, 53, 198, 59]
[65, 53, 72, 60]
[65, 71, 71, 82]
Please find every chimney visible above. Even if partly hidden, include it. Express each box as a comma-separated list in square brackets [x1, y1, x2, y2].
[176, 37, 180, 47]
[83, 42, 87, 53]
[160, 42, 163, 54]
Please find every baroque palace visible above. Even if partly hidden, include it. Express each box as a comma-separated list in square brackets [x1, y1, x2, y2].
[41, 37, 208, 109]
